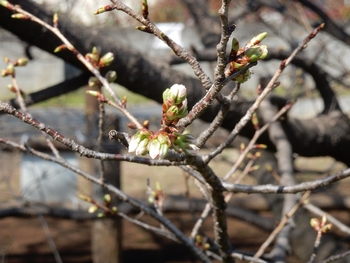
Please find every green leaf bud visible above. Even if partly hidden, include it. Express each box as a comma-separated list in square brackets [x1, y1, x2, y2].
[105, 70, 117, 83]
[99, 52, 114, 67]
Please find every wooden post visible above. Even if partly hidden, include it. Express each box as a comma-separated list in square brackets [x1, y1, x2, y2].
[85, 88, 122, 263]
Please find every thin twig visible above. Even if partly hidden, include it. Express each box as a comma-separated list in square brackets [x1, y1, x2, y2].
[307, 229, 323, 263]
[204, 23, 325, 163]
[222, 167, 350, 194]
[37, 214, 63, 263]
[3, 2, 143, 129]
[222, 100, 293, 180]
[2, 140, 211, 263]
[196, 83, 241, 148]
[303, 202, 350, 235]
[253, 191, 311, 259]
[319, 250, 350, 263]
[0, 102, 186, 165]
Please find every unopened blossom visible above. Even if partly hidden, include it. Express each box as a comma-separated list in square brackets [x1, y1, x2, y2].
[174, 134, 199, 156]
[163, 84, 187, 106]
[165, 100, 188, 121]
[148, 134, 169, 159]
[128, 129, 151, 155]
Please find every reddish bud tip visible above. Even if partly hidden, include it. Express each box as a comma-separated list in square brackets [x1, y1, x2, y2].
[54, 44, 67, 53]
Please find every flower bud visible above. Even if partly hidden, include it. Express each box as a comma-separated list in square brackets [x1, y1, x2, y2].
[85, 53, 99, 65]
[54, 44, 67, 53]
[135, 137, 149, 155]
[163, 84, 187, 105]
[99, 52, 114, 67]
[240, 142, 245, 152]
[166, 105, 180, 121]
[53, 13, 59, 26]
[233, 69, 251, 83]
[86, 90, 99, 97]
[7, 84, 25, 96]
[104, 194, 111, 203]
[321, 223, 332, 233]
[92, 47, 99, 59]
[174, 134, 199, 156]
[136, 26, 152, 33]
[231, 38, 239, 53]
[251, 112, 259, 130]
[177, 99, 188, 118]
[11, 13, 30, 19]
[78, 194, 92, 202]
[249, 165, 260, 172]
[105, 70, 117, 83]
[97, 212, 105, 218]
[245, 45, 265, 62]
[93, 5, 115, 15]
[14, 57, 28, 66]
[88, 77, 100, 87]
[0, 1, 11, 8]
[310, 218, 320, 230]
[148, 134, 169, 159]
[247, 32, 267, 48]
[128, 129, 152, 155]
[3, 57, 10, 63]
[1, 69, 8, 77]
[88, 205, 98, 214]
[1, 63, 14, 77]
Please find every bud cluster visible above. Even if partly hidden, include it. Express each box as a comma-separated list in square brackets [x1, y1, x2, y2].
[128, 84, 199, 159]
[310, 214, 332, 233]
[162, 84, 188, 126]
[84, 46, 114, 69]
[225, 32, 268, 83]
[1, 56, 28, 78]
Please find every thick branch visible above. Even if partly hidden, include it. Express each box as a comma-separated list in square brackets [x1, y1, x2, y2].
[2, 1, 350, 165]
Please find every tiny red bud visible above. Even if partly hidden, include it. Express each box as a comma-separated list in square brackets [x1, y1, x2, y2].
[93, 5, 115, 15]
[54, 44, 67, 53]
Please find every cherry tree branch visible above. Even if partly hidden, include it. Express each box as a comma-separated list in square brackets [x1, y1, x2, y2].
[260, 98, 296, 262]
[223, 167, 350, 194]
[0, 102, 186, 165]
[0, 139, 211, 263]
